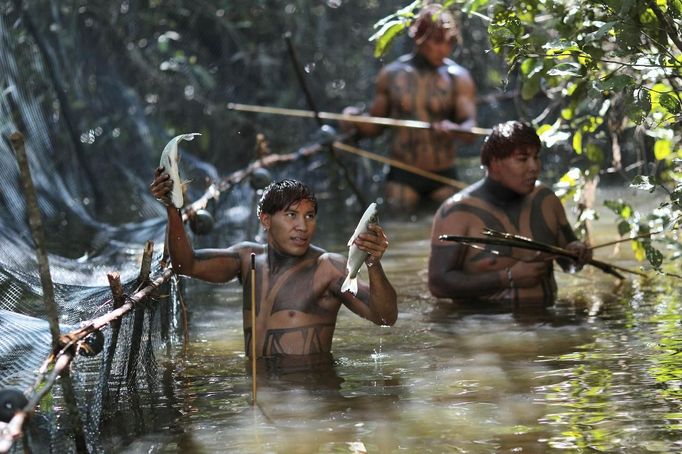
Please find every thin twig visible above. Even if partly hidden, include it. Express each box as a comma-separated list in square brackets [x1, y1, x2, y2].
[589, 231, 658, 250]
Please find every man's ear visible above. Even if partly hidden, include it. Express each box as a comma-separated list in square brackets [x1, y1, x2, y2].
[260, 213, 271, 231]
[487, 159, 501, 178]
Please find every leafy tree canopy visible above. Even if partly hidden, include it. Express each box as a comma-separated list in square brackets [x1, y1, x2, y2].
[374, 0, 681, 274]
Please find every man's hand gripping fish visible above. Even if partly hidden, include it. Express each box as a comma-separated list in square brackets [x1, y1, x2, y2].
[341, 202, 378, 295]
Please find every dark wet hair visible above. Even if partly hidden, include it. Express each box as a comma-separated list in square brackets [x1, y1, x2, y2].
[409, 4, 461, 45]
[257, 179, 317, 217]
[480, 121, 542, 167]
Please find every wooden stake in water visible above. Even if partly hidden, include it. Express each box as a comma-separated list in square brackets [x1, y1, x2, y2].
[250, 253, 257, 404]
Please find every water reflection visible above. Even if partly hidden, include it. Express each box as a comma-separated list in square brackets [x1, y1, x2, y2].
[117, 215, 681, 453]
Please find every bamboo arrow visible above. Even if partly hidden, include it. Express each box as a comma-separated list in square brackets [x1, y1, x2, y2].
[332, 141, 468, 189]
[227, 102, 493, 136]
[482, 228, 648, 278]
[588, 231, 660, 250]
[439, 230, 647, 280]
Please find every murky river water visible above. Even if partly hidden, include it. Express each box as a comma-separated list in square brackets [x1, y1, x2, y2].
[116, 203, 681, 453]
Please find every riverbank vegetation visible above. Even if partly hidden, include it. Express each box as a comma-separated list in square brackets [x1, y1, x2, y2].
[373, 0, 680, 275]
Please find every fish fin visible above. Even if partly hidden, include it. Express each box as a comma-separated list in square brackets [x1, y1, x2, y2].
[341, 275, 358, 295]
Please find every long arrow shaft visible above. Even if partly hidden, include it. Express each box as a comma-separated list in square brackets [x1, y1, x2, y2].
[227, 102, 492, 136]
[439, 233, 646, 279]
[333, 141, 467, 189]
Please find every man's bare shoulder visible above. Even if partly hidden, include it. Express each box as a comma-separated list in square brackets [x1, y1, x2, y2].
[530, 182, 567, 216]
[530, 182, 561, 203]
[431, 181, 491, 240]
[444, 58, 472, 78]
[318, 250, 346, 271]
[227, 241, 266, 260]
[383, 54, 417, 75]
[436, 182, 483, 216]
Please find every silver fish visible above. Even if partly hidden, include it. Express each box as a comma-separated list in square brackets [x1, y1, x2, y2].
[341, 202, 378, 295]
[159, 133, 201, 208]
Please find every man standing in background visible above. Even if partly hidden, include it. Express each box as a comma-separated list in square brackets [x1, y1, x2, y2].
[428, 121, 592, 306]
[343, 3, 477, 212]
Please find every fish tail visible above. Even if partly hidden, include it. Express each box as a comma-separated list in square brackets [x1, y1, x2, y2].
[341, 275, 358, 295]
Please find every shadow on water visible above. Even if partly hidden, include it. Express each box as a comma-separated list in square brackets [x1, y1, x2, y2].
[117, 200, 681, 453]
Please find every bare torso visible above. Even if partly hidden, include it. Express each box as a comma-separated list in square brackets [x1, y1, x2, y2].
[234, 244, 352, 356]
[376, 54, 472, 171]
[429, 178, 578, 305]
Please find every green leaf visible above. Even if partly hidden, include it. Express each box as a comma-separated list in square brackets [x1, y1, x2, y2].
[521, 58, 544, 78]
[373, 0, 419, 28]
[541, 129, 571, 148]
[542, 39, 580, 53]
[488, 24, 516, 51]
[659, 93, 681, 114]
[601, 74, 633, 91]
[645, 243, 664, 268]
[630, 175, 655, 192]
[370, 21, 408, 58]
[521, 76, 541, 100]
[654, 139, 672, 160]
[586, 143, 604, 164]
[572, 130, 583, 154]
[584, 21, 616, 42]
[604, 199, 633, 219]
[619, 0, 636, 15]
[561, 106, 574, 120]
[638, 89, 652, 111]
[671, 0, 682, 18]
[617, 220, 631, 236]
[625, 88, 651, 123]
[547, 62, 582, 77]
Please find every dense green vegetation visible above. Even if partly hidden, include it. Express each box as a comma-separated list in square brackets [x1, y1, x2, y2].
[374, 0, 681, 274]
[1, 0, 679, 271]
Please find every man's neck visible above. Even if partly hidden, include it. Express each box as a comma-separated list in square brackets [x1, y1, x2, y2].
[411, 52, 438, 70]
[480, 176, 524, 205]
[472, 177, 525, 229]
[266, 244, 305, 274]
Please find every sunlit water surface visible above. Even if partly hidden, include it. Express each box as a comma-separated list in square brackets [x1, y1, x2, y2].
[118, 200, 681, 454]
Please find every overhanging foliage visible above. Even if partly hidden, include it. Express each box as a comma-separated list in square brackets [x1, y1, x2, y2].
[374, 0, 681, 272]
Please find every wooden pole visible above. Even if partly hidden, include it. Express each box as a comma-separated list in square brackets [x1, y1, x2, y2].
[227, 102, 493, 136]
[9, 132, 61, 350]
[282, 35, 368, 208]
[250, 253, 257, 404]
[333, 141, 468, 189]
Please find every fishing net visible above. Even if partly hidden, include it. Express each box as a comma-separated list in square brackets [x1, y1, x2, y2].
[0, 2, 375, 449]
[0, 18, 171, 454]
[0, 8, 272, 452]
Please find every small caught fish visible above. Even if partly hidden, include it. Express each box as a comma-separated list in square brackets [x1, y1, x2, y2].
[341, 202, 378, 295]
[159, 133, 201, 208]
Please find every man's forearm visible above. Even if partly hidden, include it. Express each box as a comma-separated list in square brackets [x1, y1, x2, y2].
[166, 206, 195, 276]
[367, 264, 398, 326]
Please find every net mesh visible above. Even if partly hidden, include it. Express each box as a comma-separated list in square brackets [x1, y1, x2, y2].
[0, 9, 247, 453]
[0, 5, 367, 451]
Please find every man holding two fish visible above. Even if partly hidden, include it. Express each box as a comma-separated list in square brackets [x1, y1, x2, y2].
[150, 166, 397, 358]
